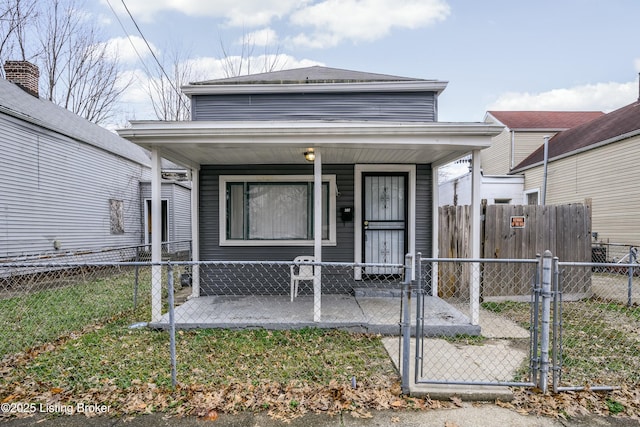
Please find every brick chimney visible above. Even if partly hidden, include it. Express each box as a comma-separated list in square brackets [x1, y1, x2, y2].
[4, 60, 39, 97]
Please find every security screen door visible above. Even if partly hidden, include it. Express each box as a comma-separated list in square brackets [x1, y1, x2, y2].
[362, 173, 407, 275]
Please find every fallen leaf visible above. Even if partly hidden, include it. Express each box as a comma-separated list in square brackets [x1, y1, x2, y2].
[445, 421, 460, 427]
[203, 409, 218, 421]
[450, 396, 464, 407]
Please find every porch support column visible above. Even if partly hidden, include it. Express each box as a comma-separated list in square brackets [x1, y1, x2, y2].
[313, 150, 322, 322]
[431, 164, 440, 297]
[151, 149, 162, 322]
[470, 149, 481, 325]
[190, 167, 200, 298]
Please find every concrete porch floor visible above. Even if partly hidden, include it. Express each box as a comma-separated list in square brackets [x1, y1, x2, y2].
[149, 292, 481, 336]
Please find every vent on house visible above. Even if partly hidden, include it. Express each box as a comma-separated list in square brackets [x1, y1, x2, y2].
[4, 60, 39, 97]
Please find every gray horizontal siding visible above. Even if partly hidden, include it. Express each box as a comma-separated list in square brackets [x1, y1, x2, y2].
[197, 164, 434, 296]
[0, 114, 150, 258]
[172, 184, 192, 244]
[415, 164, 432, 257]
[192, 92, 437, 122]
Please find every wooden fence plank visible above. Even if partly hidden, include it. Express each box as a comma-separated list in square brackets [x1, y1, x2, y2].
[438, 203, 592, 300]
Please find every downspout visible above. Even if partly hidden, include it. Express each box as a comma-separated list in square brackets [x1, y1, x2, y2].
[510, 129, 515, 170]
[541, 136, 549, 205]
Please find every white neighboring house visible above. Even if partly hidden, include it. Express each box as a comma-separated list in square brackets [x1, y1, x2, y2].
[439, 110, 604, 206]
[0, 60, 190, 259]
[440, 173, 525, 206]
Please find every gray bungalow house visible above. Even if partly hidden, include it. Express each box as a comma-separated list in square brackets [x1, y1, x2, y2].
[118, 66, 503, 322]
[0, 61, 190, 260]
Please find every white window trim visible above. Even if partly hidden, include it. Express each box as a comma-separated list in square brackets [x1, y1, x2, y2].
[524, 188, 540, 205]
[219, 174, 337, 246]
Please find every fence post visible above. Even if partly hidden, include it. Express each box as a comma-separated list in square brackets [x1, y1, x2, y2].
[530, 253, 541, 386]
[167, 263, 177, 388]
[628, 247, 636, 307]
[414, 253, 423, 381]
[552, 256, 560, 393]
[134, 246, 140, 310]
[538, 250, 553, 393]
[401, 253, 413, 395]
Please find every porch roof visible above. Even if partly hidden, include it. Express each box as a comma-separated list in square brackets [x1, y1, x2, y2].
[117, 120, 503, 169]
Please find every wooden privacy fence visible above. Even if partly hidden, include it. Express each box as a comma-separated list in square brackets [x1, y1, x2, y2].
[438, 202, 592, 300]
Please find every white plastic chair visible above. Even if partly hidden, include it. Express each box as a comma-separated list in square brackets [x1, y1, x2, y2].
[290, 255, 315, 301]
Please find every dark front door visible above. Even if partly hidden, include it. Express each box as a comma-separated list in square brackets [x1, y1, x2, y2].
[362, 173, 408, 275]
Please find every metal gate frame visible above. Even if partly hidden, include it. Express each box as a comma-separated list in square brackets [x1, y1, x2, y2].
[401, 251, 624, 394]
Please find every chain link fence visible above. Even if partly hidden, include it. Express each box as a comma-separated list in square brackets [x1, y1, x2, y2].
[556, 260, 640, 390]
[411, 254, 640, 392]
[591, 242, 638, 265]
[1, 251, 638, 402]
[0, 241, 191, 357]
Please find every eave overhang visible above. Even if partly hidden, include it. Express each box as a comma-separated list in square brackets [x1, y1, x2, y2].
[181, 80, 449, 97]
[117, 121, 503, 169]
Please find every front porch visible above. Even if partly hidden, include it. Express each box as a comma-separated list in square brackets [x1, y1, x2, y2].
[150, 291, 480, 336]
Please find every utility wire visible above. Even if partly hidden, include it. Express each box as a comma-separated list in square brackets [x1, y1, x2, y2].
[104, 0, 154, 78]
[107, 0, 190, 114]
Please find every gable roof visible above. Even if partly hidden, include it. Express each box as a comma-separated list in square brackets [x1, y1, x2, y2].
[486, 110, 604, 130]
[512, 101, 640, 171]
[0, 78, 150, 167]
[182, 65, 448, 96]
[193, 65, 433, 85]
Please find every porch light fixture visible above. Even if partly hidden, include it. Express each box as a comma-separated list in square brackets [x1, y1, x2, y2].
[304, 148, 315, 162]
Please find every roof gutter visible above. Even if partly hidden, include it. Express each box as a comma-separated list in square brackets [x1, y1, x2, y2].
[181, 80, 449, 97]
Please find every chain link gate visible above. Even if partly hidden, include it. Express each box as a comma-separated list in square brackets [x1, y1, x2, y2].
[399, 250, 639, 394]
[400, 252, 555, 392]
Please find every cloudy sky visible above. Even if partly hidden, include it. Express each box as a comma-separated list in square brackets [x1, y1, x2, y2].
[92, 0, 640, 125]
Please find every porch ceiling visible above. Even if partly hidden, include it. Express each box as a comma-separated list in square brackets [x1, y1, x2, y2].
[117, 120, 504, 169]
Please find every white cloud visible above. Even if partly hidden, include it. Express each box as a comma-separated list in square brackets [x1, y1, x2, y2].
[488, 80, 638, 113]
[102, 0, 306, 26]
[289, 0, 450, 48]
[103, 36, 159, 63]
[236, 28, 279, 47]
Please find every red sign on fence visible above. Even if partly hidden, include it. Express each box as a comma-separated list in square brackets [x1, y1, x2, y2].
[510, 216, 525, 228]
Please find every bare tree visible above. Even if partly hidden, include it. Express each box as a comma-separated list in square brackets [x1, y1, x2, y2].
[142, 31, 288, 121]
[35, 0, 128, 125]
[0, 0, 37, 72]
[146, 46, 195, 121]
[0, 0, 128, 126]
[219, 28, 287, 78]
